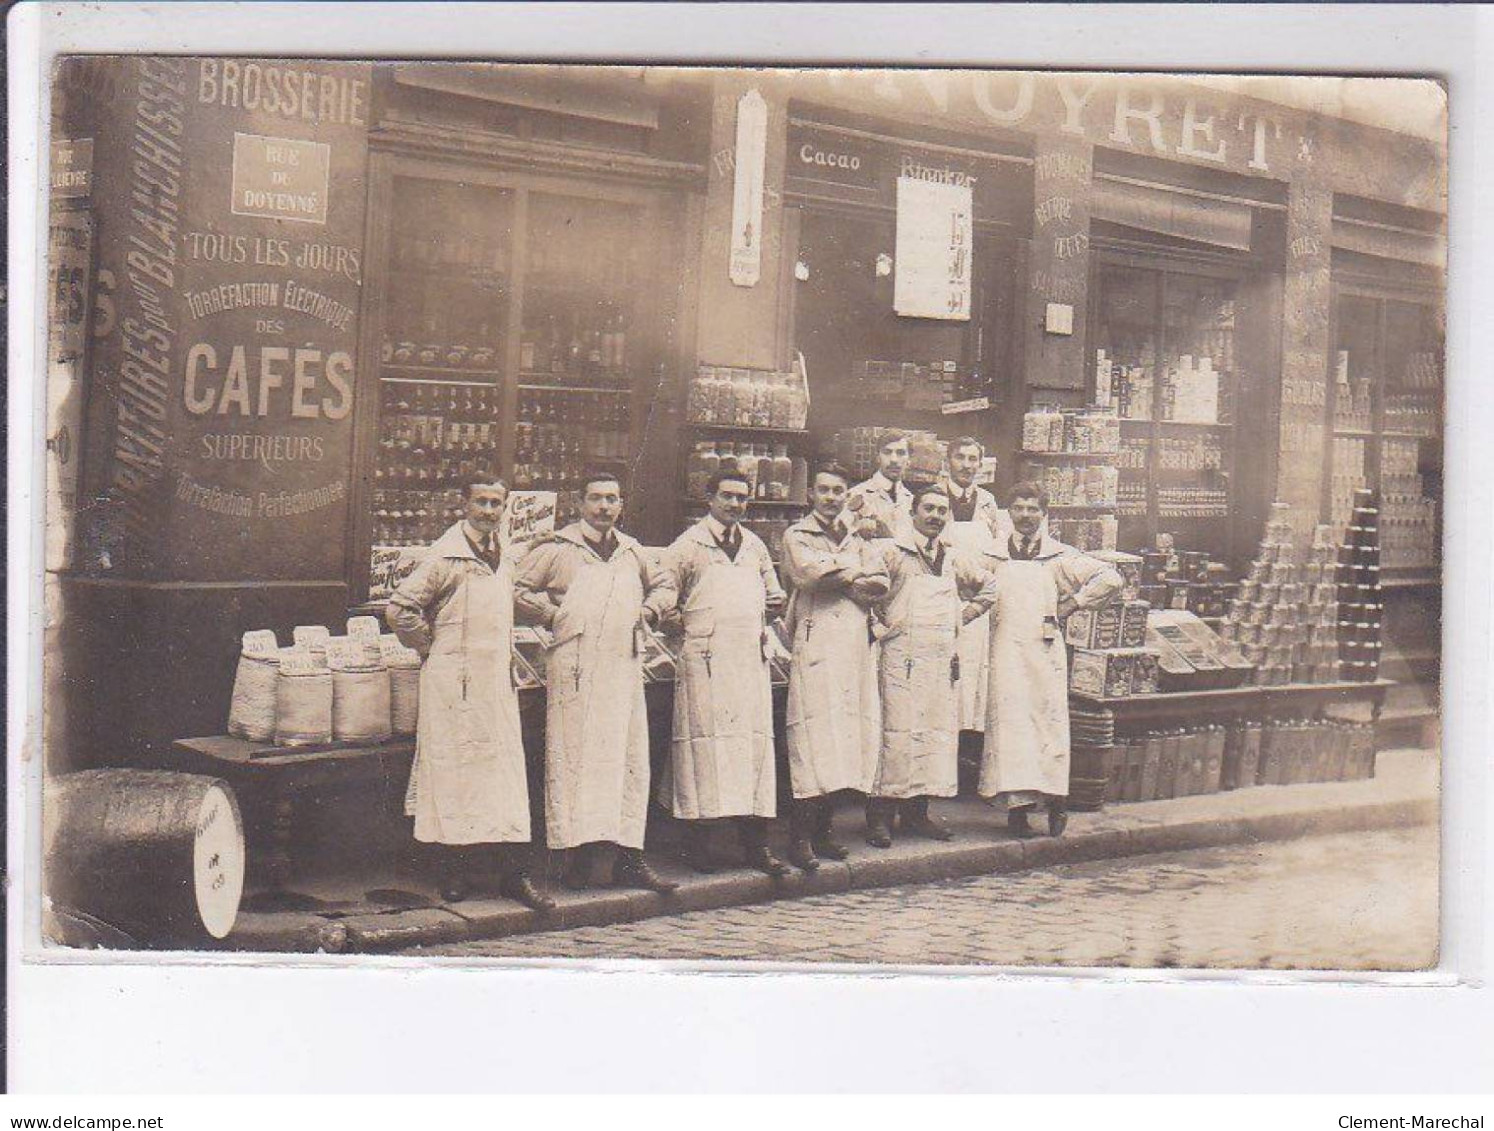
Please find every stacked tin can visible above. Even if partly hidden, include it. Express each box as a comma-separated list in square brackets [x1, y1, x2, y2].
[1220, 503, 1303, 685]
[1298, 524, 1344, 683]
[1337, 488, 1385, 682]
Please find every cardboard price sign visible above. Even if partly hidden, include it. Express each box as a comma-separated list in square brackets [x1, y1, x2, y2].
[500, 491, 557, 550]
[367, 545, 429, 603]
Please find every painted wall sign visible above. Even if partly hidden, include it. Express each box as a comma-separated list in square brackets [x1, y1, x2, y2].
[75, 56, 371, 581]
[46, 208, 94, 571]
[729, 89, 768, 287]
[894, 175, 973, 320]
[230, 132, 331, 224]
[50, 137, 94, 198]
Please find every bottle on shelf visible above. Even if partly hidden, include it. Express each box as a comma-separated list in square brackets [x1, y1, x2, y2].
[769, 444, 792, 502]
[789, 455, 809, 504]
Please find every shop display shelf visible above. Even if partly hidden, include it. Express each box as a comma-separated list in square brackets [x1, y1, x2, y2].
[1381, 430, 1441, 441]
[1019, 449, 1120, 460]
[1380, 570, 1440, 590]
[1046, 502, 1118, 511]
[687, 421, 810, 436]
[381, 366, 504, 382]
[517, 381, 632, 394]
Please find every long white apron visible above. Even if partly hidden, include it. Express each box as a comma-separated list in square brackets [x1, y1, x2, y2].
[662, 560, 776, 819]
[944, 519, 995, 731]
[874, 571, 961, 799]
[785, 590, 880, 799]
[544, 555, 650, 850]
[980, 557, 1071, 799]
[407, 563, 532, 845]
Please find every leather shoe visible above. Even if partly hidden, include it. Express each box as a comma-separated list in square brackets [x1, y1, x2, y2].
[786, 838, 820, 873]
[613, 858, 680, 894]
[682, 844, 719, 875]
[903, 812, 955, 842]
[865, 803, 893, 849]
[438, 876, 470, 903]
[502, 873, 558, 914]
[1007, 809, 1036, 839]
[747, 846, 792, 878]
[811, 837, 849, 862]
[1047, 809, 1069, 838]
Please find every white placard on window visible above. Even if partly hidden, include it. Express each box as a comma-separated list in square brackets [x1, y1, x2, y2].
[894, 176, 973, 320]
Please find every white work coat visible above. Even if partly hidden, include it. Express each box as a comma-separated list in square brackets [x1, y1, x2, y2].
[980, 533, 1124, 802]
[386, 522, 531, 845]
[846, 471, 915, 542]
[873, 535, 999, 800]
[939, 478, 1009, 731]
[514, 524, 677, 850]
[781, 515, 889, 799]
[658, 520, 784, 819]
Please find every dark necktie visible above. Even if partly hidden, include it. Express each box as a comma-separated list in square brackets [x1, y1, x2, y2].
[483, 535, 501, 571]
[951, 489, 976, 523]
[922, 538, 944, 576]
[819, 516, 847, 545]
[588, 532, 616, 561]
[716, 525, 742, 561]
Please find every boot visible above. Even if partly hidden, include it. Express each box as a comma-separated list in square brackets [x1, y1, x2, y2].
[437, 845, 470, 903]
[901, 798, 954, 842]
[502, 871, 559, 914]
[561, 846, 593, 891]
[739, 818, 791, 878]
[864, 798, 893, 849]
[811, 799, 850, 861]
[613, 848, 680, 894]
[1047, 801, 1069, 839]
[1007, 807, 1036, 839]
[787, 802, 819, 871]
[681, 822, 718, 874]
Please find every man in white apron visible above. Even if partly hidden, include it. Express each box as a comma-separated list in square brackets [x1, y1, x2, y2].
[866, 484, 1000, 848]
[387, 474, 556, 912]
[514, 471, 680, 893]
[981, 482, 1124, 838]
[781, 464, 890, 872]
[660, 470, 791, 878]
[937, 437, 1010, 744]
[846, 430, 915, 543]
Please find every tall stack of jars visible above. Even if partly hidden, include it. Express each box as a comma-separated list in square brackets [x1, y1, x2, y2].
[1338, 488, 1385, 682]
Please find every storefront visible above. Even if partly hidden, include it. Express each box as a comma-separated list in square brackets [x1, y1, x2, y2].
[44, 62, 1444, 779]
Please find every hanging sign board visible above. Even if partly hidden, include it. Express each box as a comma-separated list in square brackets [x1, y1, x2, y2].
[894, 176, 973, 320]
[728, 89, 768, 288]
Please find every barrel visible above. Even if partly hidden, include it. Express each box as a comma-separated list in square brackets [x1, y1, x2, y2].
[44, 770, 246, 946]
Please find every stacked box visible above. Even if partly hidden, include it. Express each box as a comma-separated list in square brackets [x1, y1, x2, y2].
[1337, 488, 1385, 683]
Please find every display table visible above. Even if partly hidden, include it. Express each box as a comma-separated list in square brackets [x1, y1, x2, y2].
[1070, 679, 1393, 730]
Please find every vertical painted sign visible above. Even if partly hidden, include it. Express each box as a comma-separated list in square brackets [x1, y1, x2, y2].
[45, 207, 94, 571]
[728, 88, 768, 288]
[894, 176, 973, 320]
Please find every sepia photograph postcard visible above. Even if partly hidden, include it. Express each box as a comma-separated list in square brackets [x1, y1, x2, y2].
[32, 49, 1451, 974]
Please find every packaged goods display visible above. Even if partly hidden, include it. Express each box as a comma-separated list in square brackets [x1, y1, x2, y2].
[1216, 508, 1342, 685]
[1337, 488, 1385, 682]
[1133, 536, 1235, 618]
[1021, 405, 1122, 454]
[1047, 516, 1118, 553]
[1075, 716, 1375, 808]
[1021, 462, 1119, 509]
[845, 358, 989, 410]
[1330, 435, 1370, 530]
[686, 364, 810, 430]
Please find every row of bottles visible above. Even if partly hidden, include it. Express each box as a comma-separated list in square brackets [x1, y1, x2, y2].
[382, 381, 499, 419]
[520, 307, 630, 385]
[685, 442, 810, 504]
[372, 488, 464, 548]
[686, 366, 809, 430]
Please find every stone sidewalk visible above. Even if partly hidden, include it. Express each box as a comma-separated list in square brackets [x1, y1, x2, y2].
[221, 747, 1437, 955]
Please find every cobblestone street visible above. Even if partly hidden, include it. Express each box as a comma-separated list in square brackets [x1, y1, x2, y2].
[421, 825, 1438, 970]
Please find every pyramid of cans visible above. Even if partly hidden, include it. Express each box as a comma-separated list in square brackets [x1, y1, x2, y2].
[1337, 487, 1385, 682]
[1219, 502, 1341, 686]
